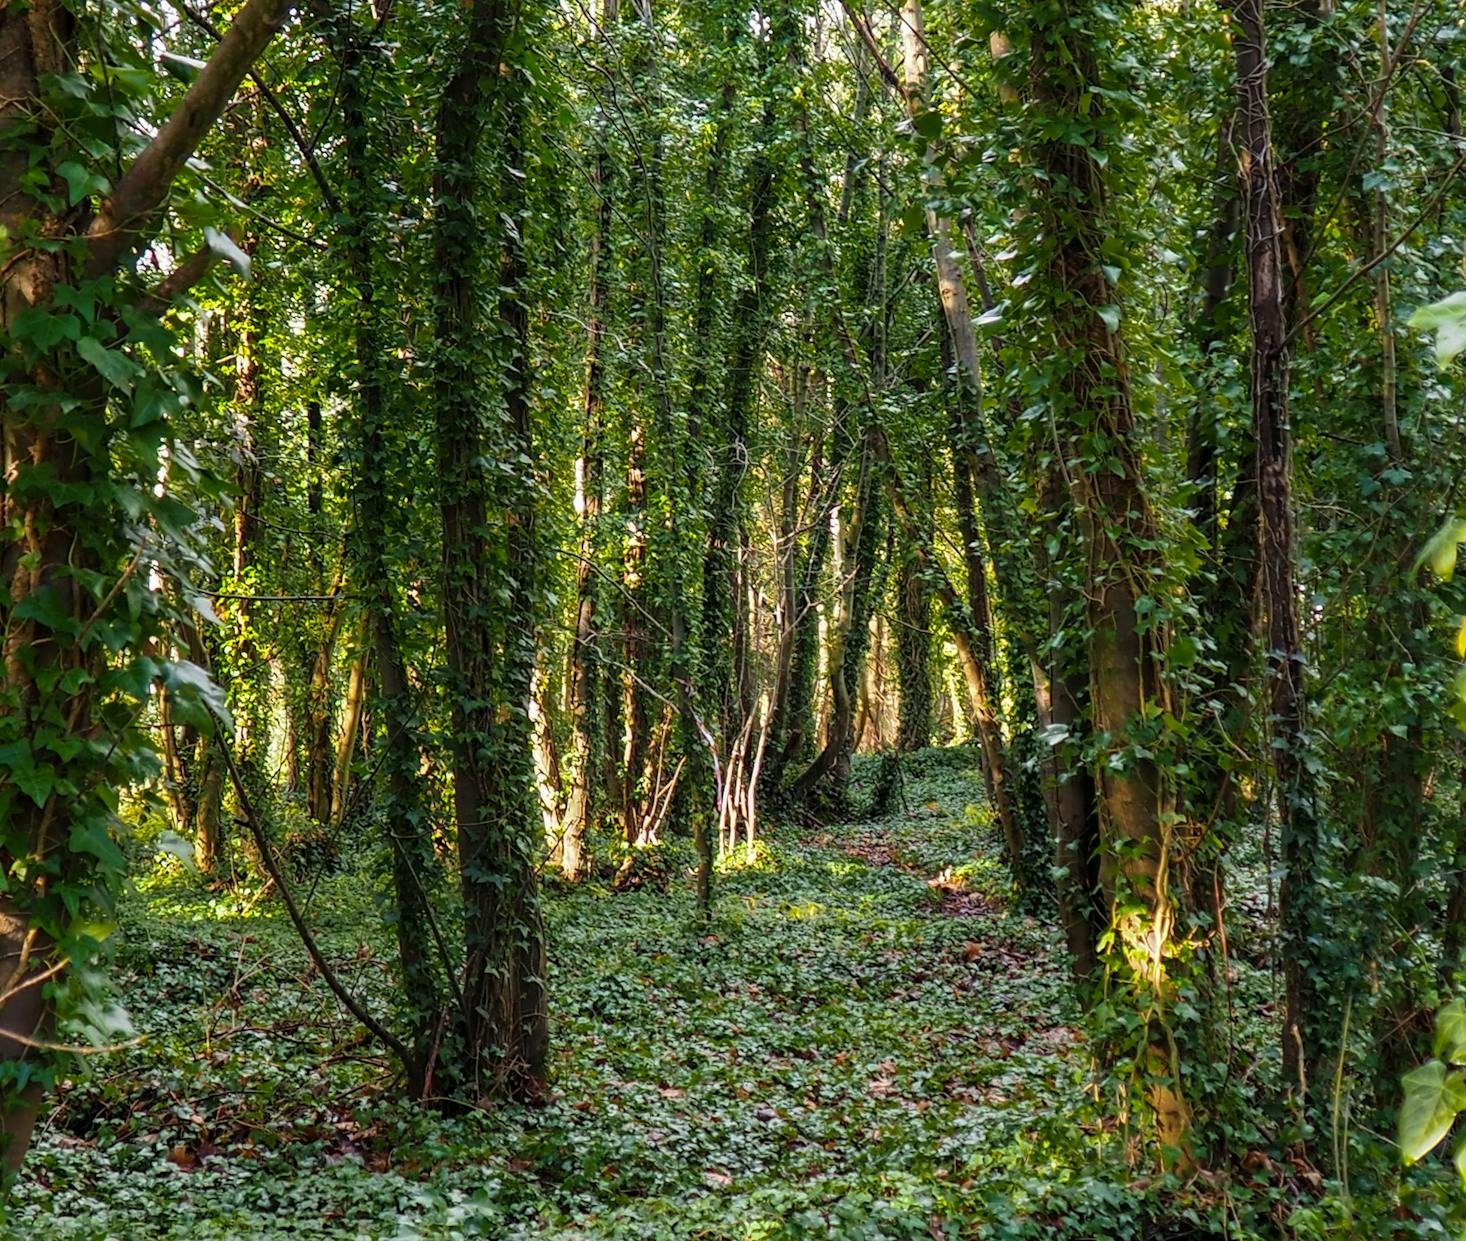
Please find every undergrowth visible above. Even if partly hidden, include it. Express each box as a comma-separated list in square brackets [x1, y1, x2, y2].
[4, 749, 1460, 1238]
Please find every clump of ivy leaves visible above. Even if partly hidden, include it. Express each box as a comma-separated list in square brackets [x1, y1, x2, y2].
[3, 752, 1459, 1240]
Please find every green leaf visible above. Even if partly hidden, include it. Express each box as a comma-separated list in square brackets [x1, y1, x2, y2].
[1399, 1060, 1466, 1163]
[55, 160, 109, 206]
[1408, 292, 1466, 369]
[77, 335, 134, 396]
[159, 51, 206, 83]
[1414, 516, 1466, 580]
[1096, 304, 1120, 333]
[1437, 1001, 1466, 1064]
[13, 762, 54, 809]
[204, 227, 251, 280]
[912, 110, 942, 142]
[162, 660, 233, 734]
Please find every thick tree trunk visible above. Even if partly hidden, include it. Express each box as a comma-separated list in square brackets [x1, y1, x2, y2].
[0, 0, 292, 1176]
[430, 0, 548, 1100]
[335, 11, 441, 1095]
[1025, 0, 1189, 1160]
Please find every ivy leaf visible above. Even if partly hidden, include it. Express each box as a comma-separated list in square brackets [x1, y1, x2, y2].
[1096, 304, 1121, 333]
[162, 660, 233, 734]
[1413, 516, 1466, 580]
[77, 336, 134, 397]
[1435, 1001, 1466, 1064]
[1399, 1060, 1466, 1163]
[13, 762, 54, 809]
[55, 160, 109, 206]
[1409, 292, 1466, 369]
[205, 227, 251, 280]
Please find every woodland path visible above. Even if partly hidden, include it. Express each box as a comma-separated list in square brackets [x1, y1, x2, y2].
[7, 750, 1132, 1240]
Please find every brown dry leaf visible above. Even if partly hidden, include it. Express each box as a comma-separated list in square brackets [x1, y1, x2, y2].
[658, 1086, 686, 1099]
[704, 1170, 733, 1189]
[867, 1077, 895, 1099]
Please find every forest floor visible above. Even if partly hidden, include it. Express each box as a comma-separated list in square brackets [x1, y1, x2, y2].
[9, 749, 1265, 1239]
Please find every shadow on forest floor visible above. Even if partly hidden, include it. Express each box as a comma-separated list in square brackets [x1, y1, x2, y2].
[6, 748, 1276, 1238]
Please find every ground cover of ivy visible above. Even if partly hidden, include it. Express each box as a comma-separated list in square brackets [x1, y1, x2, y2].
[4, 750, 1452, 1240]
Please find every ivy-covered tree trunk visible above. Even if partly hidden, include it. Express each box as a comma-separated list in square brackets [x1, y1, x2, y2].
[894, 0, 1033, 884]
[336, 9, 441, 1094]
[559, 0, 618, 880]
[430, 0, 549, 1101]
[895, 525, 933, 753]
[0, 0, 291, 1176]
[700, 31, 779, 846]
[1024, 0, 1190, 1160]
[1225, 0, 1318, 1109]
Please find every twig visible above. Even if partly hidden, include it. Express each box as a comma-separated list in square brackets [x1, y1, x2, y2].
[1286, 146, 1466, 345]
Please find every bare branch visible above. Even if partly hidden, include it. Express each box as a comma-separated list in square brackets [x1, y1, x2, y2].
[209, 711, 419, 1078]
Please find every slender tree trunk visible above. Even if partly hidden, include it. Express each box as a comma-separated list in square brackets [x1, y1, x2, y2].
[895, 527, 933, 752]
[1225, 0, 1319, 1109]
[560, 0, 618, 878]
[329, 617, 368, 829]
[335, 10, 440, 1095]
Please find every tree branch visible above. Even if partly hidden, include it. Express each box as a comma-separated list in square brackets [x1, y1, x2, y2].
[135, 245, 220, 317]
[180, 1, 343, 216]
[209, 711, 418, 1078]
[1286, 145, 1466, 345]
[84, 0, 294, 279]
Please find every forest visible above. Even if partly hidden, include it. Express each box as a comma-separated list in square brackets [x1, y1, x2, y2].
[3, 0, 1466, 1234]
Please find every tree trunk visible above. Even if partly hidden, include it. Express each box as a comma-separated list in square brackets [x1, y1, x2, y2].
[895, 526, 933, 753]
[1025, 0, 1189, 1161]
[335, 9, 441, 1095]
[329, 618, 368, 829]
[430, 0, 549, 1101]
[1225, 0, 1318, 1109]
[0, 0, 292, 1176]
[559, 0, 618, 878]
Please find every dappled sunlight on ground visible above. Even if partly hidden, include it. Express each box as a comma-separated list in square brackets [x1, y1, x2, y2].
[10, 748, 1139, 1239]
